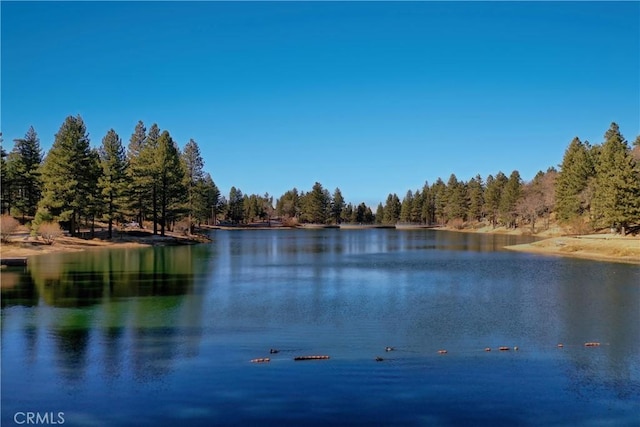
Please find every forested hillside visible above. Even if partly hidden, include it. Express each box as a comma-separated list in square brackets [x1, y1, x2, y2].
[1, 118, 639, 236]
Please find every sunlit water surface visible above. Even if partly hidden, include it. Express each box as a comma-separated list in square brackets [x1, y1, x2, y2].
[2, 229, 639, 426]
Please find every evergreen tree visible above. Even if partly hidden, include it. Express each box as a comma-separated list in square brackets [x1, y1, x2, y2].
[39, 115, 94, 235]
[410, 189, 423, 223]
[197, 173, 220, 225]
[227, 187, 244, 224]
[591, 123, 640, 233]
[302, 182, 330, 223]
[445, 174, 467, 222]
[499, 170, 522, 228]
[156, 130, 185, 235]
[420, 182, 433, 225]
[344, 202, 354, 223]
[276, 188, 300, 219]
[85, 148, 103, 235]
[143, 123, 162, 234]
[466, 174, 484, 222]
[431, 178, 447, 225]
[383, 193, 401, 224]
[484, 172, 507, 228]
[555, 137, 596, 223]
[375, 203, 384, 224]
[98, 129, 128, 238]
[0, 133, 12, 215]
[331, 188, 346, 224]
[126, 121, 148, 227]
[182, 139, 205, 230]
[400, 190, 413, 223]
[9, 126, 43, 217]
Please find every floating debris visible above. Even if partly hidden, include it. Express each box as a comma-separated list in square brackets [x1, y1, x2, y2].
[438, 350, 448, 354]
[269, 349, 280, 354]
[584, 342, 601, 347]
[385, 346, 394, 352]
[294, 355, 330, 361]
[484, 347, 491, 352]
[499, 347, 510, 351]
[250, 358, 270, 363]
[375, 356, 384, 362]
[557, 344, 564, 348]
[514, 346, 519, 351]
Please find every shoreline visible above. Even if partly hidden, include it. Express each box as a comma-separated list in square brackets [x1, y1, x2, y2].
[436, 225, 639, 265]
[0, 230, 206, 260]
[1, 225, 637, 265]
[504, 235, 640, 265]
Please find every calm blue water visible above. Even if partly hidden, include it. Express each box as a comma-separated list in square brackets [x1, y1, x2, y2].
[2, 229, 639, 426]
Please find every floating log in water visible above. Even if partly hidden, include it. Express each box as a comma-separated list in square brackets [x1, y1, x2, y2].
[294, 355, 330, 361]
[250, 358, 270, 363]
[584, 342, 601, 347]
[0, 257, 27, 266]
[499, 347, 510, 351]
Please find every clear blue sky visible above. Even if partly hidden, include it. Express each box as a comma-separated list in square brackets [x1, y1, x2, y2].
[2, 1, 639, 207]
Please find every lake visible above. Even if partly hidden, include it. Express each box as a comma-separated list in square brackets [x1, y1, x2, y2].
[2, 229, 639, 426]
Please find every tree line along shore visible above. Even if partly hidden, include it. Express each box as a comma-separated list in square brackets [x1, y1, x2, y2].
[1, 117, 639, 262]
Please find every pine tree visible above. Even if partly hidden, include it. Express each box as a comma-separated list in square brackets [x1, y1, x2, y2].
[197, 173, 220, 225]
[431, 178, 447, 225]
[182, 138, 204, 230]
[39, 115, 94, 235]
[303, 182, 330, 224]
[331, 188, 346, 224]
[375, 203, 384, 224]
[591, 123, 640, 234]
[555, 137, 596, 223]
[228, 187, 244, 224]
[156, 130, 185, 236]
[420, 182, 433, 225]
[0, 133, 12, 215]
[410, 189, 423, 223]
[144, 124, 162, 234]
[466, 174, 484, 222]
[98, 129, 128, 238]
[383, 193, 401, 224]
[126, 121, 148, 227]
[445, 174, 467, 222]
[484, 172, 507, 228]
[400, 190, 413, 223]
[499, 170, 522, 228]
[9, 126, 43, 217]
[276, 188, 300, 219]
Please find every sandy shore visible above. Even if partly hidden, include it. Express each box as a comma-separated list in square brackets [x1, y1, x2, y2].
[504, 234, 640, 264]
[437, 224, 639, 264]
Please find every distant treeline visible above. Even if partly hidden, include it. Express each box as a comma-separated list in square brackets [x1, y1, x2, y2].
[1, 118, 639, 236]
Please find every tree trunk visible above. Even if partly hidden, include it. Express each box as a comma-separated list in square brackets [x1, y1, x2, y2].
[108, 199, 113, 239]
[152, 184, 158, 235]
